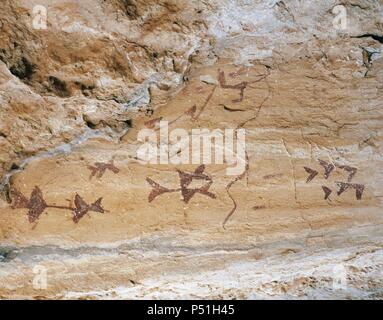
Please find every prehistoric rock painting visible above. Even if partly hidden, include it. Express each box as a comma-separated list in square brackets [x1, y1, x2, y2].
[353, 184, 365, 201]
[144, 105, 199, 131]
[218, 68, 271, 106]
[318, 160, 335, 179]
[263, 173, 284, 180]
[218, 69, 248, 103]
[304, 160, 364, 201]
[140, 67, 269, 228]
[142, 92, 253, 228]
[146, 165, 216, 204]
[191, 86, 217, 121]
[218, 66, 273, 227]
[336, 165, 357, 182]
[144, 117, 164, 129]
[336, 181, 350, 196]
[322, 186, 333, 200]
[336, 182, 365, 200]
[11, 187, 47, 224]
[223, 152, 250, 228]
[72, 194, 106, 223]
[10, 186, 107, 226]
[87, 160, 120, 180]
[304, 167, 318, 183]
[143, 66, 272, 140]
[252, 205, 266, 210]
[229, 67, 248, 78]
[144, 66, 271, 132]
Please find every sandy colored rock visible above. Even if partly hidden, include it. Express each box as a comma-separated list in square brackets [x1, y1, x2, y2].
[0, 0, 382, 299]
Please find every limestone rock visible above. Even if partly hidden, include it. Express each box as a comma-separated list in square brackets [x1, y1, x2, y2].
[0, 0, 382, 299]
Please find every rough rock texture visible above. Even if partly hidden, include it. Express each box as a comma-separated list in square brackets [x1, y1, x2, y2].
[0, 0, 383, 299]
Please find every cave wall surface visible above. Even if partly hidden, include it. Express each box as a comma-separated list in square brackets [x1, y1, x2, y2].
[0, 0, 382, 299]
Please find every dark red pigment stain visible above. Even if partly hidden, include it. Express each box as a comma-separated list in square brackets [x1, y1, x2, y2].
[336, 165, 358, 182]
[353, 184, 365, 200]
[146, 177, 180, 203]
[304, 167, 319, 183]
[318, 160, 335, 179]
[11, 187, 47, 224]
[192, 86, 217, 120]
[253, 205, 266, 210]
[177, 165, 216, 203]
[229, 67, 248, 78]
[218, 70, 248, 103]
[185, 105, 197, 119]
[263, 173, 284, 180]
[145, 117, 163, 129]
[322, 186, 332, 200]
[146, 165, 216, 204]
[223, 153, 250, 228]
[10, 186, 107, 226]
[336, 181, 351, 196]
[88, 160, 120, 180]
[145, 104, 201, 135]
[336, 182, 365, 200]
[144, 66, 269, 134]
[72, 194, 106, 223]
[304, 160, 364, 201]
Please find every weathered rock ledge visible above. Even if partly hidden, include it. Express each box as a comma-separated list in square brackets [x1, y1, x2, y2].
[0, 0, 382, 299]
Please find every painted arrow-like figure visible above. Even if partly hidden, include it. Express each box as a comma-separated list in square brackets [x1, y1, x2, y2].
[146, 165, 216, 204]
[318, 160, 335, 179]
[336, 182, 365, 200]
[322, 186, 333, 200]
[10, 186, 107, 225]
[304, 167, 318, 183]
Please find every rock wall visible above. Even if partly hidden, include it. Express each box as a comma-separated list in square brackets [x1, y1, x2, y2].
[0, 0, 382, 299]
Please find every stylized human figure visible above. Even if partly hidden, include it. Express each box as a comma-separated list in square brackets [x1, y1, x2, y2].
[88, 160, 120, 180]
[218, 70, 248, 103]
